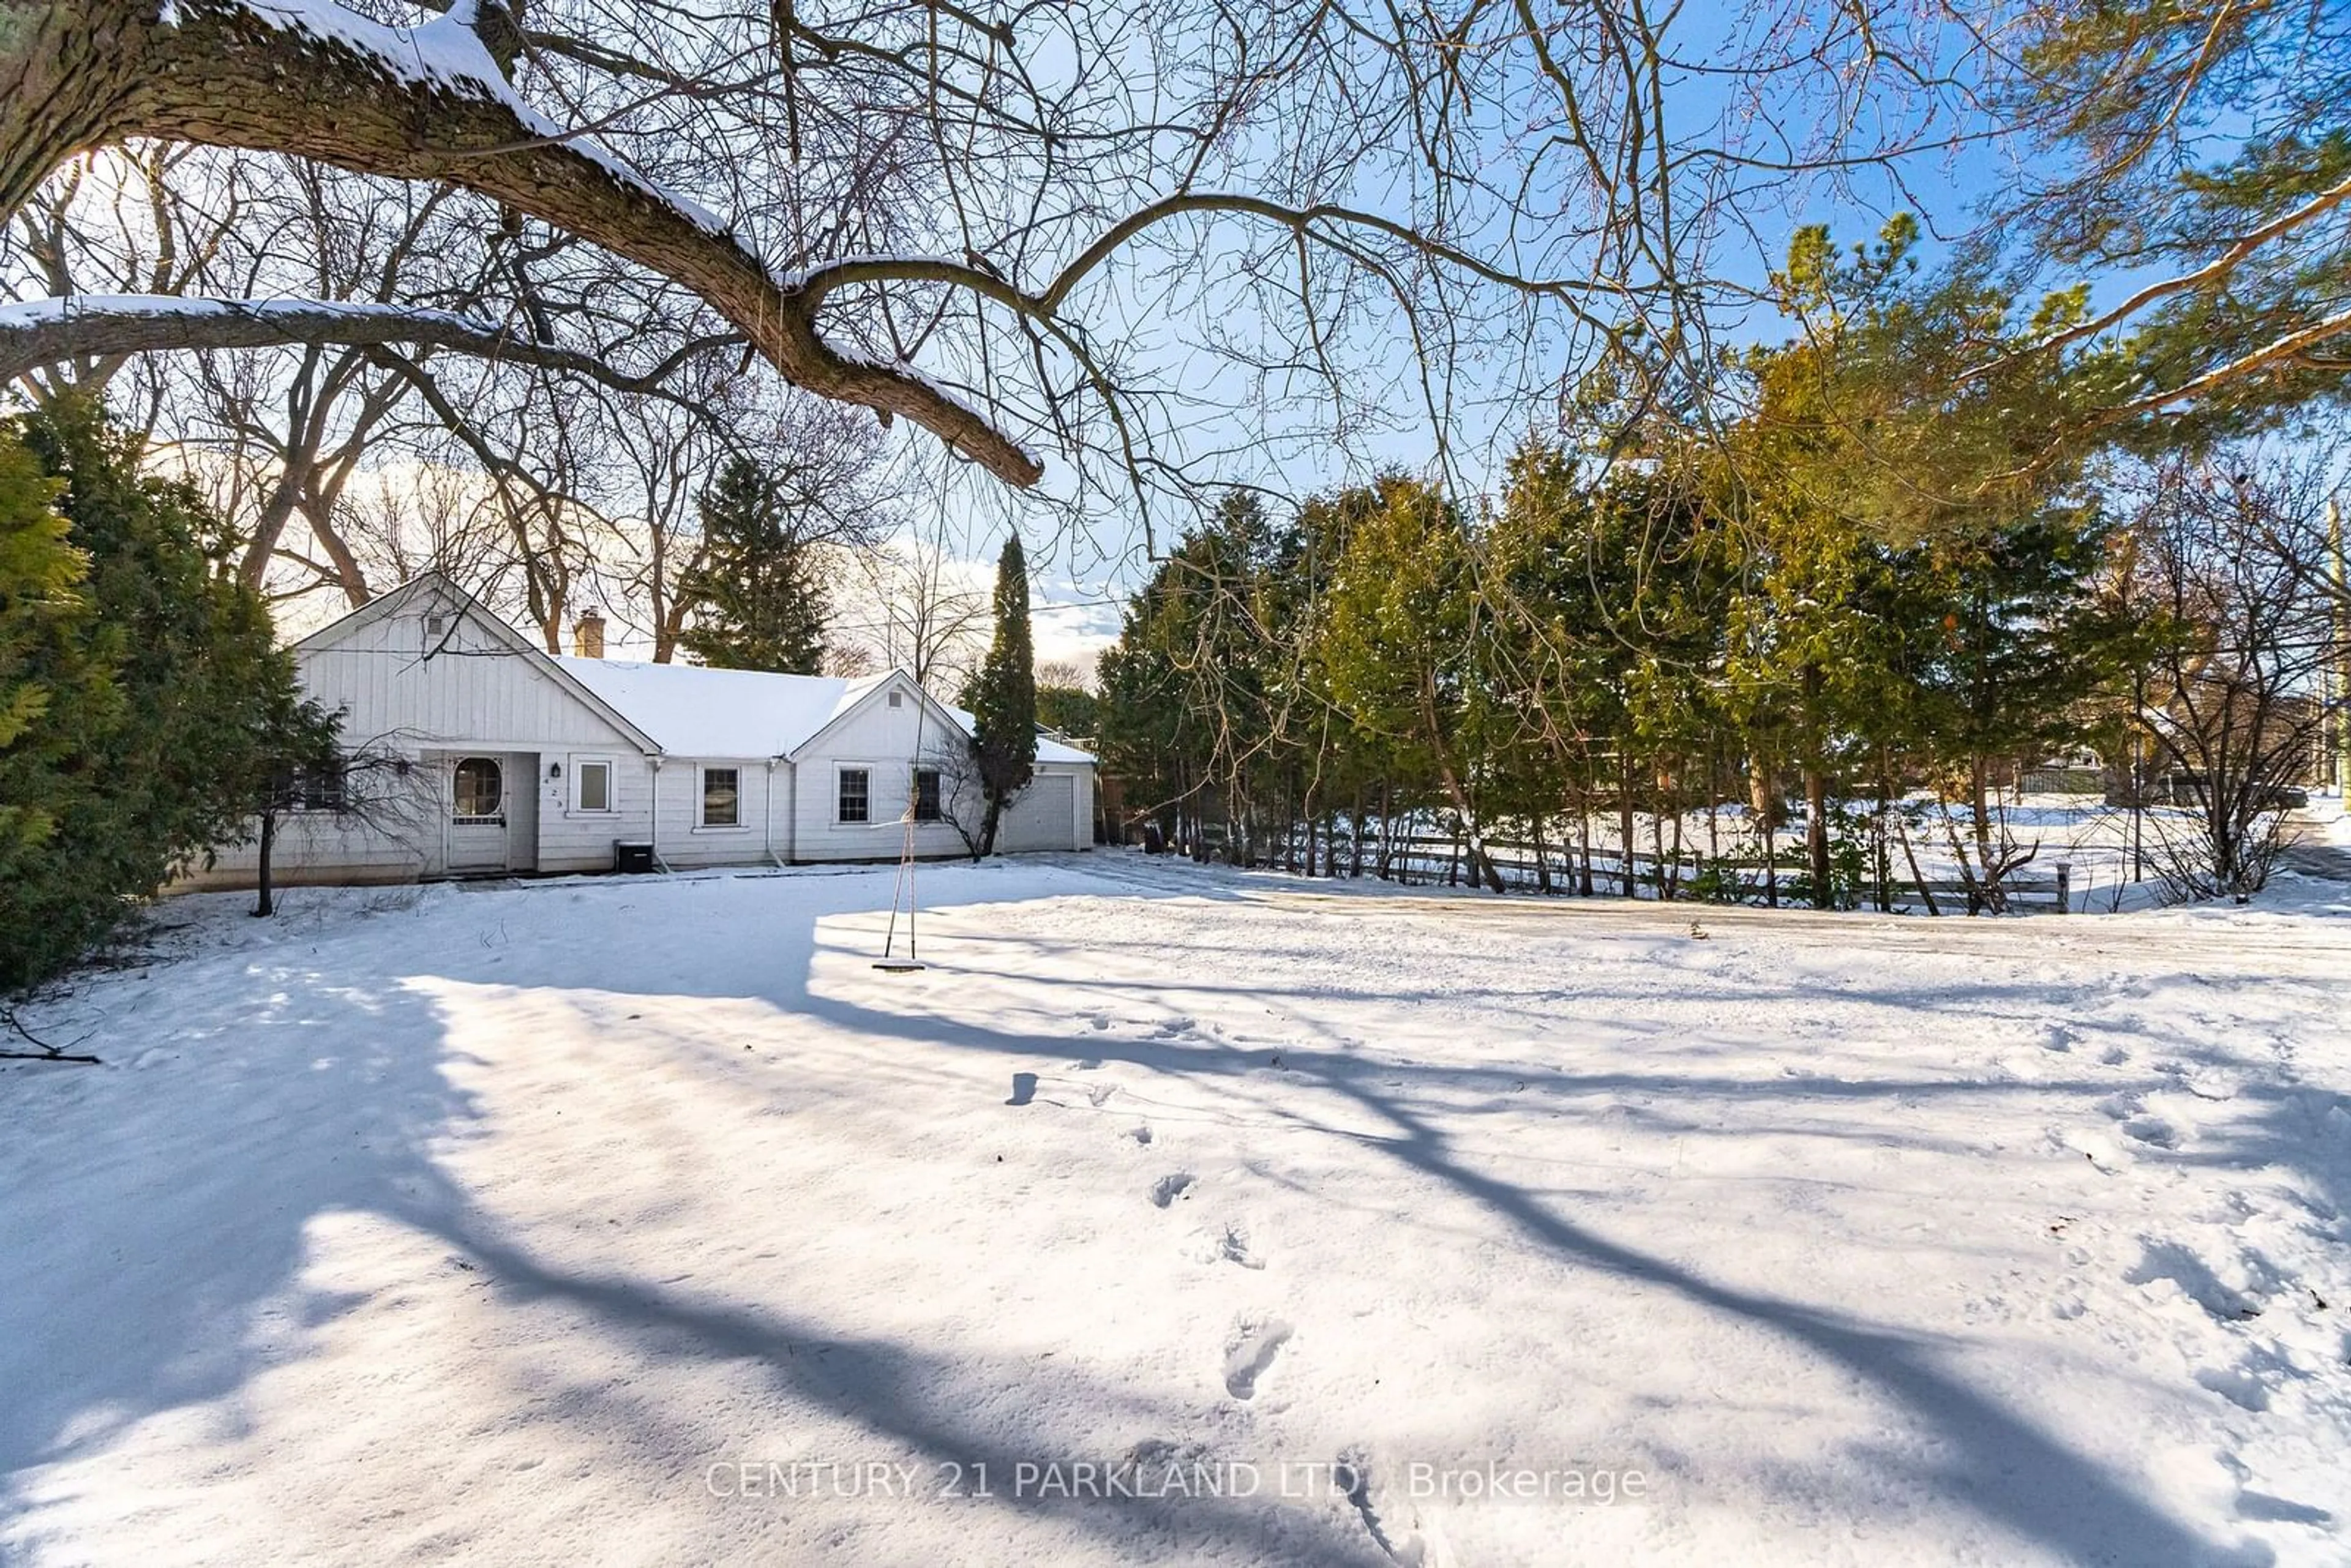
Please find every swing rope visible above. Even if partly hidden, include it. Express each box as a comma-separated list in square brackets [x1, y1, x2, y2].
[877, 672, 929, 970]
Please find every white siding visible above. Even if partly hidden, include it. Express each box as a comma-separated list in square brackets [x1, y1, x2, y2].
[186, 591, 663, 889]
[302, 587, 644, 755]
[648, 758, 784, 869]
[174, 808, 430, 891]
[792, 682, 1095, 860]
[792, 679, 981, 862]
[539, 751, 656, 875]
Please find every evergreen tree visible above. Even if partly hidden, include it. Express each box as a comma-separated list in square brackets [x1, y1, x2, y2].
[677, 456, 827, 673]
[1098, 490, 1346, 864]
[1721, 221, 2128, 906]
[1035, 684, 1098, 740]
[1, 399, 322, 992]
[967, 532, 1038, 855]
[1998, 10, 2351, 440]
[1314, 476, 1506, 891]
[0, 430, 113, 907]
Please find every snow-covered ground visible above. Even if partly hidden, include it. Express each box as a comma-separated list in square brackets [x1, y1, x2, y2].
[2298, 793, 2351, 850]
[5, 857, 2349, 1566]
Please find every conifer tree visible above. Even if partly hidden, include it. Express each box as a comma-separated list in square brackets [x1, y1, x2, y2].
[1316, 476, 1507, 892]
[678, 456, 827, 673]
[967, 533, 1037, 855]
[0, 429, 110, 917]
[1, 399, 320, 991]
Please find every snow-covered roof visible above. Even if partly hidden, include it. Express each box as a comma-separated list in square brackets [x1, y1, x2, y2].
[553, 659, 877, 757]
[943, 702, 1095, 765]
[553, 658, 1093, 765]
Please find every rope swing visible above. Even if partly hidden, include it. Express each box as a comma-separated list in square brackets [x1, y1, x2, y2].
[874, 672, 929, 973]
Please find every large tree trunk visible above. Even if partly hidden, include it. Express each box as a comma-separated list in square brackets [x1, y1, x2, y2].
[1747, 743, 1776, 825]
[1429, 754, 1505, 895]
[1967, 752, 2000, 910]
[1375, 781, 1394, 880]
[1574, 775, 1595, 895]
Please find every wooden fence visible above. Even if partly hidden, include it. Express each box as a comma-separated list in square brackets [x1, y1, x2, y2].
[1367, 832, 2074, 914]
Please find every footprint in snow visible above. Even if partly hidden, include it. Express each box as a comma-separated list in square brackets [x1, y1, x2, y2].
[1224, 1316, 1292, 1400]
[1151, 1172, 1196, 1208]
[2123, 1114, 2181, 1149]
[1343, 1458, 1442, 1567]
[1131, 1123, 1153, 1146]
[2236, 1489, 2334, 1526]
[2194, 1362, 2271, 1412]
[2053, 1125, 2131, 1171]
[1087, 1082, 1117, 1108]
[2158, 1062, 2240, 1102]
[1007, 1072, 1038, 1106]
[1216, 1223, 1265, 1270]
[2124, 1239, 2262, 1323]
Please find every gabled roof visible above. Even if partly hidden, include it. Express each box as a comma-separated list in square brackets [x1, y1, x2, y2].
[294, 572, 662, 754]
[781, 668, 963, 763]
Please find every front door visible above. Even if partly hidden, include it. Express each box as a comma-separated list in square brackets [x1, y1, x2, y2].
[448, 756, 509, 873]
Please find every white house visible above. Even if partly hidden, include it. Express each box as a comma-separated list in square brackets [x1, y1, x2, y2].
[188, 571, 1095, 888]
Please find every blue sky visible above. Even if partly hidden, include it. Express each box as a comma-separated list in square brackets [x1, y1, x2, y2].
[981, 15, 2045, 661]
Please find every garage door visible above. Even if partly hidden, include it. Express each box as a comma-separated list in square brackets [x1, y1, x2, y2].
[997, 773, 1076, 852]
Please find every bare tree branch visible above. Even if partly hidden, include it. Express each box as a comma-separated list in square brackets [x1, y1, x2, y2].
[0, 293, 738, 399]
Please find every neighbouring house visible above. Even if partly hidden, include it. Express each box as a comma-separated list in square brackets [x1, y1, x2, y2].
[2100, 687, 2331, 809]
[182, 571, 1095, 889]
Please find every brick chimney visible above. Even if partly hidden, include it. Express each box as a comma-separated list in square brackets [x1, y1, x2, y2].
[572, 607, 606, 660]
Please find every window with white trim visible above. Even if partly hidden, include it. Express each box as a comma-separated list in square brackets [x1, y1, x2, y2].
[912, 768, 942, 822]
[838, 768, 870, 824]
[574, 757, 614, 814]
[702, 766, 741, 828]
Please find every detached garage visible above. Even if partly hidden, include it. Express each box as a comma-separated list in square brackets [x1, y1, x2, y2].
[996, 772, 1079, 853]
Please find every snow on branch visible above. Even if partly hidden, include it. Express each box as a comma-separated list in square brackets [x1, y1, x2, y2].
[1, 1, 1045, 486]
[0, 294, 730, 390]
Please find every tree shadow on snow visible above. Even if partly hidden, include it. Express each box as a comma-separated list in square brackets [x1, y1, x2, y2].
[0, 867, 1390, 1566]
[0, 951, 482, 1497]
[748, 914, 2257, 1565]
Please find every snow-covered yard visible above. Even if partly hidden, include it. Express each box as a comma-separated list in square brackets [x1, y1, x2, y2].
[5, 857, 2349, 1566]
